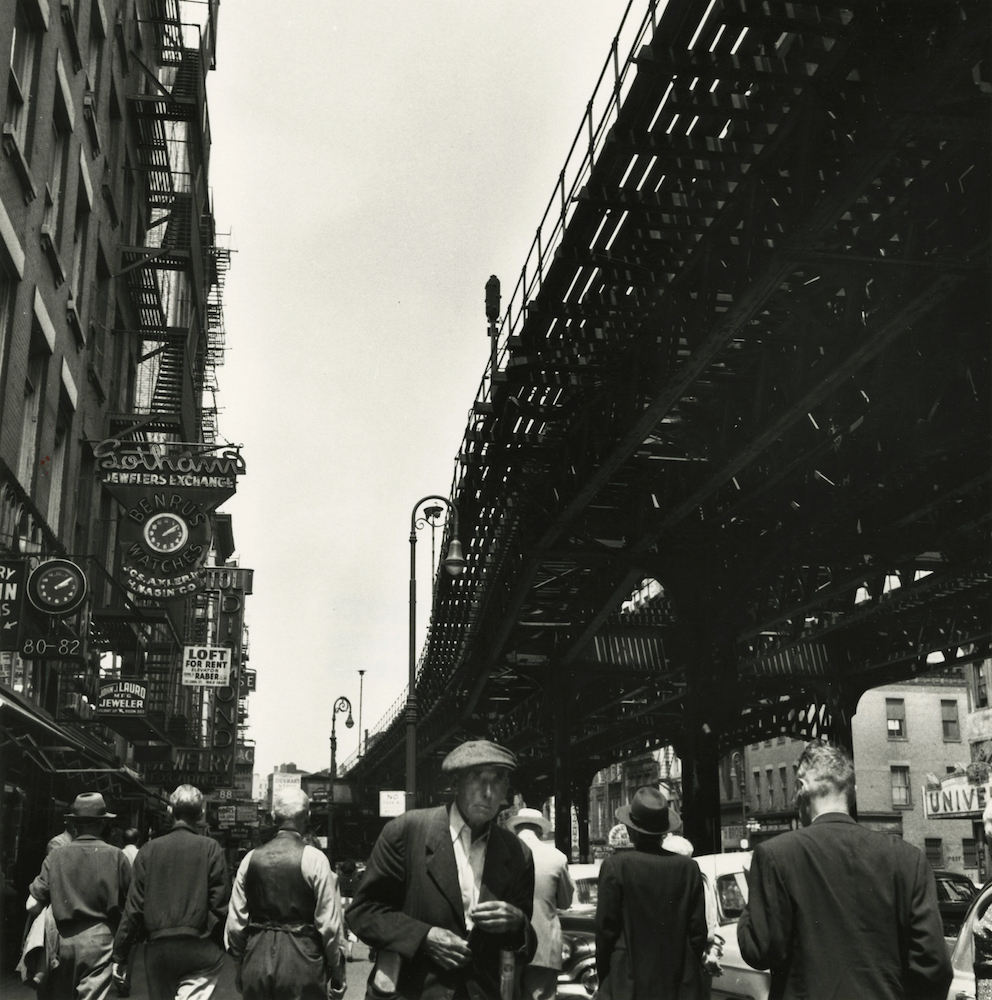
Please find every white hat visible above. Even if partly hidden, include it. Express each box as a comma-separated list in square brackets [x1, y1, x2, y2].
[506, 807, 552, 835]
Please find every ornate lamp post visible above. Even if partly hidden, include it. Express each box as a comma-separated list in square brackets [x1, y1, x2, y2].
[328, 696, 353, 863]
[407, 497, 466, 812]
[730, 749, 747, 849]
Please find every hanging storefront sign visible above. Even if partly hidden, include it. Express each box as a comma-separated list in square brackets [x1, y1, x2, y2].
[97, 680, 148, 715]
[924, 770, 991, 819]
[0, 560, 26, 652]
[182, 646, 232, 687]
[95, 441, 245, 601]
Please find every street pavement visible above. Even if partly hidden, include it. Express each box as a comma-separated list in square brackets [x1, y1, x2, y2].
[1, 941, 375, 1000]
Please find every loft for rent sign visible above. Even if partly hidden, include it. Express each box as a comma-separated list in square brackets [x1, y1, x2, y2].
[182, 646, 232, 687]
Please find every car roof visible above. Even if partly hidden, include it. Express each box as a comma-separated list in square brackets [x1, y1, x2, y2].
[567, 861, 602, 880]
[694, 852, 752, 879]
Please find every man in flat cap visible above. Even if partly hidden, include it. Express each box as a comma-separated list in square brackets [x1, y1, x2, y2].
[27, 792, 132, 1000]
[347, 739, 536, 1000]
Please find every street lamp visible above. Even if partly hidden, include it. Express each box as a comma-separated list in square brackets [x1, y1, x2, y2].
[407, 496, 466, 813]
[328, 696, 354, 864]
[730, 749, 747, 849]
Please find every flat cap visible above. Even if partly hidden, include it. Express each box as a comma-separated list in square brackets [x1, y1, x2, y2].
[441, 740, 517, 774]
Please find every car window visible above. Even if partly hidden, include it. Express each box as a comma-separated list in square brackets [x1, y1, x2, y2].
[574, 877, 598, 906]
[937, 875, 978, 903]
[716, 872, 748, 924]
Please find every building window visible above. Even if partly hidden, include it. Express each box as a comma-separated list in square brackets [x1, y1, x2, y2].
[886, 698, 906, 739]
[924, 838, 943, 867]
[764, 739, 772, 747]
[766, 768, 775, 809]
[942, 700, 960, 742]
[891, 766, 912, 808]
[964, 839, 979, 868]
[978, 665, 989, 710]
[780, 766, 788, 806]
[6, 0, 41, 155]
[753, 771, 761, 811]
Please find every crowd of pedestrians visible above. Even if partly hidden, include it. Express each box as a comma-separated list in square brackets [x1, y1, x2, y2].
[15, 737, 988, 1000]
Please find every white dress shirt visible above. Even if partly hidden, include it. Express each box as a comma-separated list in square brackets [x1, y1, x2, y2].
[449, 802, 490, 930]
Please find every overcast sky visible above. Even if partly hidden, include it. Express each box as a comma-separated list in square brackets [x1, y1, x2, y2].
[208, 2, 633, 779]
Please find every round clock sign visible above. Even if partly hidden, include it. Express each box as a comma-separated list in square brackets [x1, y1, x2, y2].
[142, 511, 190, 554]
[26, 559, 88, 615]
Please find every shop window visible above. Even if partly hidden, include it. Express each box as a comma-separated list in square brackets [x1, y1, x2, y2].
[942, 700, 960, 742]
[886, 698, 906, 739]
[891, 766, 912, 808]
[925, 838, 943, 867]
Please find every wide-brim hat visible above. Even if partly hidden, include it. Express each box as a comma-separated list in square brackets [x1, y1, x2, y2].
[505, 807, 552, 835]
[441, 740, 517, 775]
[65, 792, 116, 820]
[616, 786, 678, 836]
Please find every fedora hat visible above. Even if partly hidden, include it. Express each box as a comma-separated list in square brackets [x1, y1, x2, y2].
[615, 786, 679, 836]
[65, 792, 116, 820]
[505, 807, 552, 835]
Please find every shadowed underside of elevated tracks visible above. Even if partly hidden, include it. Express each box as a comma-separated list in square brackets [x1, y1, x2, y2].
[347, 0, 991, 852]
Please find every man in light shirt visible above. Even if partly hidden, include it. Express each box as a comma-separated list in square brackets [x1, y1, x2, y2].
[226, 788, 346, 1000]
[506, 809, 574, 1000]
[347, 739, 536, 1000]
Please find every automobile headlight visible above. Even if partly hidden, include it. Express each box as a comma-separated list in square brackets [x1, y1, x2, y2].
[580, 968, 599, 996]
[562, 933, 595, 963]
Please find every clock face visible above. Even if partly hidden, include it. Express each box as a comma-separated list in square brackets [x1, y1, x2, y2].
[27, 559, 88, 615]
[143, 512, 189, 554]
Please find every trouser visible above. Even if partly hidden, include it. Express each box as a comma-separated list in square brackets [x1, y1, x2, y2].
[46, 922, 115, 1000]
[143, 937, 225, 1000]
[519, 966, 558, 1000]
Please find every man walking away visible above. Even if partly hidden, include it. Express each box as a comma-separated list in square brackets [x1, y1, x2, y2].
[226, 787, 346, 1000]
[595, 786, 707, 1000]
[112, 784, 229, 1000]
[738, 739, 952, 1000]
[28, 792, 131, 1000]
[507, 808, 574, 1000]
[120, 829, 140, 867]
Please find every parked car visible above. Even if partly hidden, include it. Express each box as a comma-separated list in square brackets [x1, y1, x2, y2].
[556, 854, 771, 1000]
[947, 877, 992, 1000]
[933, 868, 980, 939]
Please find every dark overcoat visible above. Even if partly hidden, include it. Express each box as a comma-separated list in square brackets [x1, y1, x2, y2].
[594, 844, 708, 1000]
[346, 804, 537, 1000]
[737, 813, 953, 1000]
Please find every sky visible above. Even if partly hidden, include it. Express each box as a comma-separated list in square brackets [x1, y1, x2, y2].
[207, 2, 634, 779]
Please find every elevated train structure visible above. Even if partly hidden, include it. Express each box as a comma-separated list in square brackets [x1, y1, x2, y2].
[346, 0, 991, 854]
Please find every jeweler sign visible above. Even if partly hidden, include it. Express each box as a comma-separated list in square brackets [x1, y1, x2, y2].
[182, 646, 232, 687]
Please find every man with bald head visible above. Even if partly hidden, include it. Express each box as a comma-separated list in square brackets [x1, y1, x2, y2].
[112, 784, 229, 999]
[226, 787, 346, 999]
[347, 739, 536, 1000]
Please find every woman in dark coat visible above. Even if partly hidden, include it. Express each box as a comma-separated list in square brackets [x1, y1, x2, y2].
[595, 787, 707, 1000]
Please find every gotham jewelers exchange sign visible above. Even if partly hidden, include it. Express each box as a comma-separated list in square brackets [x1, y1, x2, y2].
[182, 646, 232, 687]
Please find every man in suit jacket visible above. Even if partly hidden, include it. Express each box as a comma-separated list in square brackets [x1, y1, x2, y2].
[347, 740, 537, 1000]
[738, 739, 953, 1000]
[507, 808, 575, 1000]
[595, 786, 708, 1000]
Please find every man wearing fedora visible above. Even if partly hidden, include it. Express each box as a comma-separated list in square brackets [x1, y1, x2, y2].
[27, 791, 132, 1000]
[347, 739, 537, 1000]
[595, 786, 707, 1000]
[506, 808, 574, 1000]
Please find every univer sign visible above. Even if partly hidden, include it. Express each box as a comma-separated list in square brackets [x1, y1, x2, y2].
[182, 646, 232, 687]
[924, 775, 991, 818]
[98, 681, 147, 715]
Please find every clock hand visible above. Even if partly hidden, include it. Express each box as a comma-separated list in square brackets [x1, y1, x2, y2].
[54, 576, 73, 589]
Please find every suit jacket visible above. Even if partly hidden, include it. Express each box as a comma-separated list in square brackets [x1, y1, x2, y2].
[595, 844, 707, 1000]
[347, 805, 537, 1000]
[517, 831, 573, 969]
[737, 813, 952, 1000]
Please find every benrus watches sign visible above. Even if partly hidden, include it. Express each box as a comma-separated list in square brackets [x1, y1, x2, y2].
[95, 442, 245, 602]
